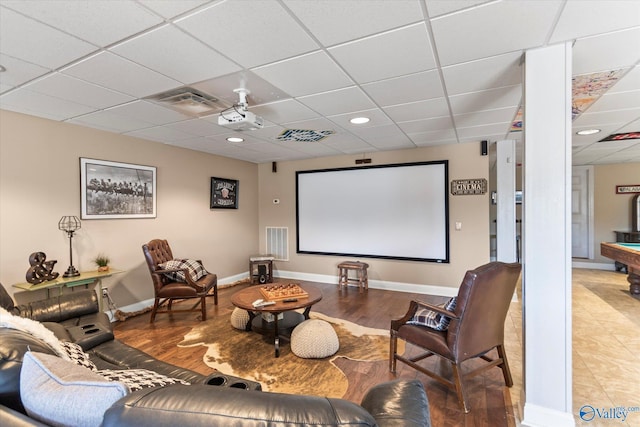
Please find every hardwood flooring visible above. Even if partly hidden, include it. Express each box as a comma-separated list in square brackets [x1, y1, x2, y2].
[112, 269, 640, 426]
[113, 279, 517, 427]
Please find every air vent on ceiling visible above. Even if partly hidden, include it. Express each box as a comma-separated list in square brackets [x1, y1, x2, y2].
[148, 87, 228, 117]
[276, 129, 335, 142]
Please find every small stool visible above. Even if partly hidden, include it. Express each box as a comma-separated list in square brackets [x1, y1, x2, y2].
[249, 255, 274, 284]
[291, 319, 339, 359]
[230, 307, 250, 330]
[337, 261, 369, 293]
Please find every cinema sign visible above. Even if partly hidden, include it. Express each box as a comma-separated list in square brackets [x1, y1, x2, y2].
[451, 179, 487, 195]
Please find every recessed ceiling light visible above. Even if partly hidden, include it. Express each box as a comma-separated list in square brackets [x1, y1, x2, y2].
[350, 117, 370, 125]
[576, 129, 601, 136]
[226, 137, 244, 143]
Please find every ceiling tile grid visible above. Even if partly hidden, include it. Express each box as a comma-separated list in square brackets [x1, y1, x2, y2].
[0, 0, 638, 165]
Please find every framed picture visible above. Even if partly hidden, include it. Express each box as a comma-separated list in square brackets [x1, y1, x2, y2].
[80, 158, 156, 219]
[211, 177, 238, 209]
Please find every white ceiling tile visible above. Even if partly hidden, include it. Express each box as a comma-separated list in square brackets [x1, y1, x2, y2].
[192, 71, 290, 107]
[283, 0, 423, 46]
[0, 54, 50, 89]
[617, 118, 640, 133]
[329, 23, 436, 83]
[62, 52, 181, 98]
[68, 110, 154, 133]
[252, 52, 353, 97]
[298, 86, 375, 116]
[349, 124, 414, 148]
[362, 70, 444, 106]
[409, 128, 457, 146]
[550, 0, 640, 44]
[442, 52, 522, 96]
[107, 101, 190, 125]
[609, 67, 640, 94]
[0, 6, 96, 69]
[2, 0, 162, 47]
[456, 122, 510, 139]
[280, 117, 344, 134]
[425, 0, 492, 18]
[328, 108, 392, 129]
[176, 0, 318, 68]
[383, 98, 450, 122]
[125, 125, 195, 142]
[23, 73, 134, 109]
[431, 0, 563, 66]
[111, 25, 240, 84]
[454, 107, 518, 128]
[138, 0, 209, 19]
[251, 99, 320, 124]
[397, 116, 454, 133]
[573, 27, 640, 75]
[449, 85, 522, 115]
[322, 133, 373, 154]
[587, 90, 640, 114]
[573, 108, 640, 128]
[0, 84, 12, 94]
[0, 88, 96, 120]
[168, 118, 230, 137]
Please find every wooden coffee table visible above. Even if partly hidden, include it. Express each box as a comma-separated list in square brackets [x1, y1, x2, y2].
[231, 283, 322, 357]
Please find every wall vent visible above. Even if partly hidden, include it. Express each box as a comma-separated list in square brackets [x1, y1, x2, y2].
[266, 227, 288, 261]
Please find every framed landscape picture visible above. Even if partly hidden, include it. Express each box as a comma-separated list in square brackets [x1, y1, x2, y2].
[80, 158, 156, 219]
[211, 177, 238, 209]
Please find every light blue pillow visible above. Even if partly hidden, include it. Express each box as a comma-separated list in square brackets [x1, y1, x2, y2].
[20, 351, 128, 427]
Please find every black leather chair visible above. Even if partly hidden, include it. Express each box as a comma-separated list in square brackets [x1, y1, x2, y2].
[142, 239, 217, 322]
[390, 261, 521, 412]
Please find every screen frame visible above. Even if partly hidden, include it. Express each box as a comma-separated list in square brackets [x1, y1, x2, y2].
[295, 160, 450, 263]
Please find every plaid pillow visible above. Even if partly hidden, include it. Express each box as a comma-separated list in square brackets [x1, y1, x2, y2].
[159, 259, 208, 283]
[59, 341, 98, 372]
[407, 297, 457, 331]
[97, 369, 190, 392]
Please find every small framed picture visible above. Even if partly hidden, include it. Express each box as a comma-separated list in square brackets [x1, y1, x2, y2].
[80, 158, 156, 219]
[210, 177, 238, 209]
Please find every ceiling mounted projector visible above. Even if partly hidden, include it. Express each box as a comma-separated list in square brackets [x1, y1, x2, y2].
[218, 88, 264, 131]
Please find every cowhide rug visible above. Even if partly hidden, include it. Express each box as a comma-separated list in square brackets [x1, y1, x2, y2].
[178, 311, 403, 397]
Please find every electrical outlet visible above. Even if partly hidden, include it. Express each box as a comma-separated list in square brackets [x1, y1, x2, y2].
[102, 288, 109, 298]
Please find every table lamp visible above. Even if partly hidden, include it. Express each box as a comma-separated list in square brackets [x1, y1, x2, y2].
[58, 215, 81, 277]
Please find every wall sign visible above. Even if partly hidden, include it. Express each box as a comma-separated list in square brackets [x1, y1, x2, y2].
[616, 185, 640, 194]
[451, 179, 487, 195]
[210, 177, 238, 209]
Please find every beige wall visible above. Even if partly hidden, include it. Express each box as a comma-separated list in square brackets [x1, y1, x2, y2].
[591, 162, 640, 264]
[258, 142, 491, 289]
[0, 110, 259, 305]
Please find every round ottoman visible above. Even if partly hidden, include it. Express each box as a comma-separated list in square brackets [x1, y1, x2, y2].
[230, 308, 250, 330]
[291, 319, 339, 358]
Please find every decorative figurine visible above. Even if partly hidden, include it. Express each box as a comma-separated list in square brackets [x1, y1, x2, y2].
[25, 252, 59, 284]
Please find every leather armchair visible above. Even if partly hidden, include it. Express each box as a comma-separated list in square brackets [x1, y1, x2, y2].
[390, 261, 521, 413]
[142, 239, 217, 322]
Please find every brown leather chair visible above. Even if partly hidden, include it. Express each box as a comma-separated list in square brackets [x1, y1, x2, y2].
[142, 239, 218, 322]
[390, 261, 521, 413]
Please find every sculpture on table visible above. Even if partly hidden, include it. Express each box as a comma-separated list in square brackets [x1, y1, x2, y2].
[25, 252, 59, 284]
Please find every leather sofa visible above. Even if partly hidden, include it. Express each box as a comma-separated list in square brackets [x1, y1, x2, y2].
[1, 283, 431, 426]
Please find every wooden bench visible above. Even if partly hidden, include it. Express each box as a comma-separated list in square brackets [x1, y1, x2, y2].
[337, 261, 369, 293]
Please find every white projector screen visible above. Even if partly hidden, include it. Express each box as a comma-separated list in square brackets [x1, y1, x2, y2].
[296, 161, 449, 262]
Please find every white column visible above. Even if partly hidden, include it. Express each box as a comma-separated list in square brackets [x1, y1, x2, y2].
[521, 43, 575, 426]
[496, 139, 517, 263]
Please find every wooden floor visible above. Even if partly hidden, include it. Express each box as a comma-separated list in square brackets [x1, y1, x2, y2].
[114, 279, 517, 427]
[113, 269, 640, 426]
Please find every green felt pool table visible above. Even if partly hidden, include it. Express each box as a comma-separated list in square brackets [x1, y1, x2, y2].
[601, 242, 640, 295]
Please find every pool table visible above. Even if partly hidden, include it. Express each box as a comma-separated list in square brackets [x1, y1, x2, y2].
[600, 242, 640, 295]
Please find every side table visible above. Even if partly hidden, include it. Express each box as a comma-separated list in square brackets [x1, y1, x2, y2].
[249, 255, 274, 284]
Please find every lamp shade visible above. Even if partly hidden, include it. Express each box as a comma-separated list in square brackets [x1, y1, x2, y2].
[58, 216, 81, 233]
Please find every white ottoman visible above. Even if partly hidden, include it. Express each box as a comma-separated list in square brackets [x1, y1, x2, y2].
[230, 308, 250, 330]
[291, 319, 339, 358]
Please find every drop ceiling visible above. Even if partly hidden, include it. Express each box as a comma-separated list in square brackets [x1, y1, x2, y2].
[1, 0, 639, 165]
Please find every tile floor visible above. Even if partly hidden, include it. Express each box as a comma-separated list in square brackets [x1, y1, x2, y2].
[504, 268, 640, 426]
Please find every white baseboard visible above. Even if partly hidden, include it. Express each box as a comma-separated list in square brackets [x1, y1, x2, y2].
[571, 261, 615, 271]
[274, 269, 458, 297]
[522, 403, 575, 427]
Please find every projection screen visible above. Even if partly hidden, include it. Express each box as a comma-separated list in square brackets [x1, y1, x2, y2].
[296, 161, 449, 263]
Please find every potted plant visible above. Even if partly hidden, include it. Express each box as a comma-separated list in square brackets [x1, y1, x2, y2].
[93, 254, 110, 272]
